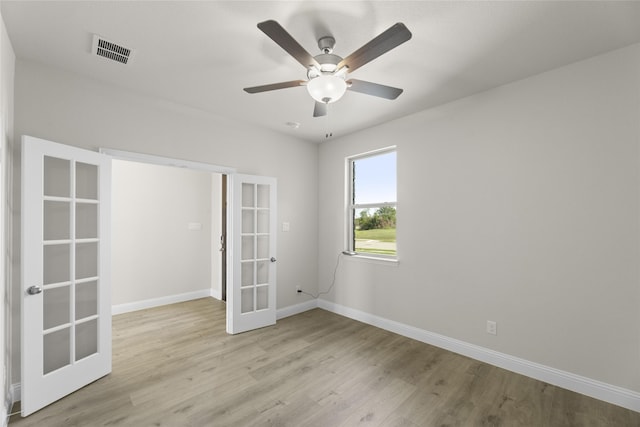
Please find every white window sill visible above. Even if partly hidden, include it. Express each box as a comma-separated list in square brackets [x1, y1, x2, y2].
[343, 253, 399, 266]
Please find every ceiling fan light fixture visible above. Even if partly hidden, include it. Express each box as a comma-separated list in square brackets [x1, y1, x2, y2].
[306, 74, 347, 104]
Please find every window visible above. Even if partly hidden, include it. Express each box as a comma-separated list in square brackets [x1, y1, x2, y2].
[347, 148, 397, 258]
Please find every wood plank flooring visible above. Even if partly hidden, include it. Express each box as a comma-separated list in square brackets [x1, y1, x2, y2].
[9, 298, 640, 426]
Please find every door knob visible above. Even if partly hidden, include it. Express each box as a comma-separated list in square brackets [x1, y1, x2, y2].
[27, 286, 43, 295]
[270, 257, 277, 263]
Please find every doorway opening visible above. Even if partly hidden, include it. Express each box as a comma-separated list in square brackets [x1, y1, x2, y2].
[103, 148, 235, 317]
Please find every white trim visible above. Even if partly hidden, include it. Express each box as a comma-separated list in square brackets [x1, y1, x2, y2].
[111, 289, 213, 315]
[99, 148, 236, 175]
[344, 253, 399, 265]
[317, 299, 640, 413]
[347, 145, 397, 161]
[211, 288, 222, 301]
[276, 299, 318, 320]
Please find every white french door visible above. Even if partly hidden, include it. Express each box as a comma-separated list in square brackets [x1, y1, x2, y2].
[21, 136, 111, 416]
[227, 174, 277, 334]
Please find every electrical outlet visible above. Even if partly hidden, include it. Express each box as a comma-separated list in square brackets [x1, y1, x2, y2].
[487, 320, 497, 335]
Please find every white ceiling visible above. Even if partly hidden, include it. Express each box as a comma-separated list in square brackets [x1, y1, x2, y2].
[3, 1, 640, 143]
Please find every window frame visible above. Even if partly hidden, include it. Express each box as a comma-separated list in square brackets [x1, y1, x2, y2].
[345, 146, 397, 260]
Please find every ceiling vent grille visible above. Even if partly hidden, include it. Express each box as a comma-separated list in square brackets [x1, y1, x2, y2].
[92, 35, 134, 65]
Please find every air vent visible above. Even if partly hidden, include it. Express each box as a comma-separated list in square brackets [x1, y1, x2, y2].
[92, 35, 134, 65]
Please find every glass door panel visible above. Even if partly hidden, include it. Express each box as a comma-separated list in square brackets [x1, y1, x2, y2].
[43, 286, 70, 330]
[257, 184, 270, 208]
[43, 329, 71, 375]
[75, 319, 98, 361]
[257, 210, 269, 233]
[241, 236, 254, 260]
[256, 261, 269, 284]
[242, 210, 255, 233]
[75, 242, 98, 279]
[43, 245, 71, 285]
[241, 288, 254, 313]
[75, 280, 98, 320]
[76, 203, 98, 239]
[75, 162, 98, 200]
[256, 285, 268, 310]
[44, 156, 70, 198]
[44, 201, 70, 240]
[256, 236, 269, 259]
[241, 262, 254, 287]
[242, 183, 254, 207]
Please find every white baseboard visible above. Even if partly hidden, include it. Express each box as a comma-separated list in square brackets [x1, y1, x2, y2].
[211, 288, 222, 301]
[277, 299, 318, 320]
[317, 299, 640, 413]
[111, 289, 213, 315]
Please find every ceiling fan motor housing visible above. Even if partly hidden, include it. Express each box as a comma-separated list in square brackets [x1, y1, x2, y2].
[317, 36, 336, 54]
[308, 53, 343, 77]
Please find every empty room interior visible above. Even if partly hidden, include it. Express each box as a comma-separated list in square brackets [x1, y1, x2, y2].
[1, 1, 640, 425]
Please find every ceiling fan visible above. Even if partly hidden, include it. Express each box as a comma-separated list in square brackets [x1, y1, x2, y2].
[243, 20, 412, 117]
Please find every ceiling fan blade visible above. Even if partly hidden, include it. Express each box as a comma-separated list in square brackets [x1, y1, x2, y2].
[347, 79, 403, 99]
[257, 20, 320, 69]
[337, 23, 412, 73]
[244, 80, 306, 94]
[313, 102, 327, 117]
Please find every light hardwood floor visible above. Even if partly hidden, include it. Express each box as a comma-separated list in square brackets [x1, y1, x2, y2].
[9, 298, 640, 426]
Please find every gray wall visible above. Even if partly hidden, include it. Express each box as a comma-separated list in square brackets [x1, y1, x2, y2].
[318, 43, 640, 392]
[11, 59, 319, 383]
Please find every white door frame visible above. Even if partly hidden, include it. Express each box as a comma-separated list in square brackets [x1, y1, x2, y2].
[99, 149, 236, 176]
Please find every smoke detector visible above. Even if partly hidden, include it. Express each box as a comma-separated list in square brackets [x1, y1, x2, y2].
[91, 34, 135, 65]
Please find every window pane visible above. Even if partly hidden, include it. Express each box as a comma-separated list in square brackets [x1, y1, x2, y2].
[353, 151, 396, 205]
[354, 207, 397, 256]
